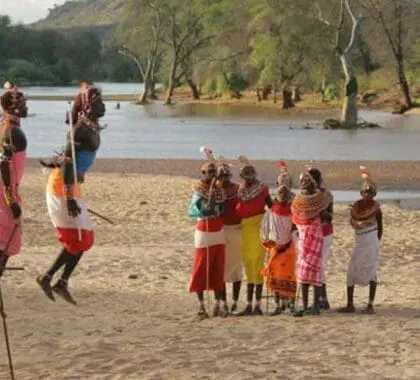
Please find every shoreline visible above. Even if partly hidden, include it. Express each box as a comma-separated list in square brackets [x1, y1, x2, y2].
[26, 90, 402, 115]
[27, 94, 136, 101]
[26, 158, 420, 190]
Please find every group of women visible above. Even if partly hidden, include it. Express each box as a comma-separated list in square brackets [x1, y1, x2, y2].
[0, 81, 382, 314]
[0, 81, 106, 304]
[188, 148, 383, 318]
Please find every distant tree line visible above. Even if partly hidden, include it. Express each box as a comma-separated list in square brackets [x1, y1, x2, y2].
[0, 15, 139, 85]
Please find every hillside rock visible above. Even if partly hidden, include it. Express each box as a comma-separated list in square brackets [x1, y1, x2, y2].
[33, 0, 125, 30]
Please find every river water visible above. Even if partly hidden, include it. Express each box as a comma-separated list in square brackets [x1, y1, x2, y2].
[18, 83, 420, 160]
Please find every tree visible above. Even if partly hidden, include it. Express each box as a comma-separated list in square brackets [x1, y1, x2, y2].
[160, 0, 214, 104]
[357, 0, 419, 111]
[317, 0, 360, 128]
[118, 0, 164, 103]
[249, 0, 329, 109]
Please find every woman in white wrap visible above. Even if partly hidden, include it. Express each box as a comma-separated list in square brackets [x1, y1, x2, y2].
[338, 166, 383, 314]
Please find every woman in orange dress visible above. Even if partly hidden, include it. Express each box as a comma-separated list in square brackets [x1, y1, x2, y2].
[261, 161, 296, 315]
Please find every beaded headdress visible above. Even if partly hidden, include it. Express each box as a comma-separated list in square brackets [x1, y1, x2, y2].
[360, 166, 377, 196]
[199, 146, 216, 172]
[276, 160, 292, 189]
[216, 155, 233, 178]
[307, 161, 323, 188]
[238, 155, 257, 180]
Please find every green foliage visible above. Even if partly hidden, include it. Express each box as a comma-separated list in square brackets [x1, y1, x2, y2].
[0, 15, 138, 85]
[202, 78, 217, 95]
[227, 73, 248, 93]
[324, 84, 340, 100]
[216, 74, 229, 94]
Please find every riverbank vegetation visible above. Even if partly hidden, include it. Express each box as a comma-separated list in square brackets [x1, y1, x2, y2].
[118, 0, 420, 126]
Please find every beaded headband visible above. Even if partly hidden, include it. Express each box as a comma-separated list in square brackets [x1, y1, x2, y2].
[238, 155, 256, 180]
[200, 146, 215, 162]
[360, 165, 377, 196]
[276, 160, 292, 189]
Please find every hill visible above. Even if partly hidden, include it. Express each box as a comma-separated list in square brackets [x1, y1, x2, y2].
[33, 0, 125, 30]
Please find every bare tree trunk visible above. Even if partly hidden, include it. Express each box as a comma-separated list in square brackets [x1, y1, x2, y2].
[292, 86, 302, 102]
[149, 80, 157, 100]
[187, 78, 200, 99]
[149, 56, 159, 100]
[396, 57, 412, 109]
[339, 0, 359, 128]
[139, 84, 149, 104]
[321, 75, 326, 103]
[273, 85, 277, 104]
[165, 60, 177, 105]
[282, 87, 295, 109]
[340, 55, 358, 128]
[139, 60, 152, 104]
[263, 85, 271, 100]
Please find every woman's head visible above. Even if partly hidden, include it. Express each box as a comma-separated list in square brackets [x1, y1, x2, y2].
[1, 88, 28, 118]
[201, 162, 216, 183]
[238, 155, 257, 184]
[299, 172, 317, 194]
[309, 168, 322, 188]
[217, 162, 232, 183]
[276, 161, 293, 202]
[360, 166, 377, 199]
[240, 165, 257, 184]
[82, 87, 105, 120]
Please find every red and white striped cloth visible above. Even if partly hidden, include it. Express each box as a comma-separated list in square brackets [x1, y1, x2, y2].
[189, 217, 225, 293]
[296, 217, 324, 286]
[46, 168, 94, 254]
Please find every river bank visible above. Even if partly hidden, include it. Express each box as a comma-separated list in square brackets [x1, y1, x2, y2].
[26, 85, 418, 115]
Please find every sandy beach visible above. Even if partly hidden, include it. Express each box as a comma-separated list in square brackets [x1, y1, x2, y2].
[0, 162, 419, 379]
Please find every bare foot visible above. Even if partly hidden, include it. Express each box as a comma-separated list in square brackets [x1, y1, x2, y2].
[361, 304, 375, 314]
[337, 305, 356, 313]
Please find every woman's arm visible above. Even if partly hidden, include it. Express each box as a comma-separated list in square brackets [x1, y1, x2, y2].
[376, 207, 383, 241]
[0, 127, 21, 219]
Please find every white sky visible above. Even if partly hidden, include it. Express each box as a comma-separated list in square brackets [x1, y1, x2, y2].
[0, 0, 66, 24]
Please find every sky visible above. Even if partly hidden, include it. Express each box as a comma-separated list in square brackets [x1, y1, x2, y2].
[0, 0, 66, 24]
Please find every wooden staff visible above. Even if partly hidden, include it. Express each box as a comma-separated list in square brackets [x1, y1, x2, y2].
[204, 176, 217, 316]
[0, 223, 20, 380]
[67, 102, 82, 241]
[87, 208, 114, 225]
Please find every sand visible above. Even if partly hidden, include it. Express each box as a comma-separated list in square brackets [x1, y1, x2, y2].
[0, 166, 419, 379]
